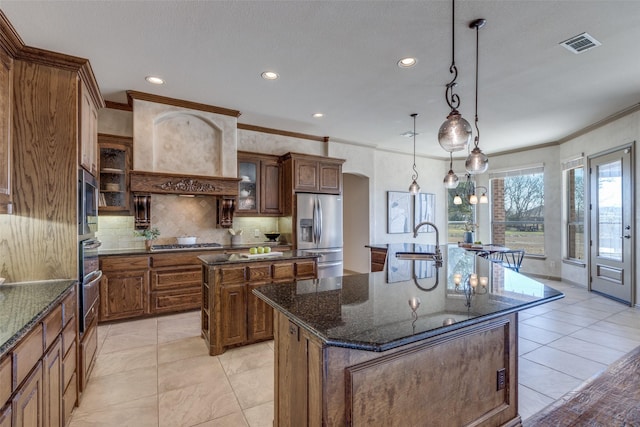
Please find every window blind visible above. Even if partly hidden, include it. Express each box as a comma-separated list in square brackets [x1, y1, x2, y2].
[489, 163, 544, 179]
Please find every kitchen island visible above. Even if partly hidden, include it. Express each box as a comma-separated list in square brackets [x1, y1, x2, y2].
[199, 251, 319, 355]
[254, 244, 563, 426]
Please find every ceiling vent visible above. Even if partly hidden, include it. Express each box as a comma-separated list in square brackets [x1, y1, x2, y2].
[560, 32, 601, 54]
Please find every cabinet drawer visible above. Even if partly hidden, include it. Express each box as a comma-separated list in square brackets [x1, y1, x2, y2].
[151, 251, 211, 268]
[62, 372, 77, 425]
[151, 267, 201, 291]
[219, 266, 246, 284]
[248, 265, 272, 282]
[63, 341, 76, 391]
[272, 263, 294, 281]
[150, 289, 201, 314]
[0, 356, 10, 405]
[101, 255, 150, 271]
[62, 316, 76, 356]
[295, 260, 317, 279]
[62, 288, 77, 326]
[12, 323, 43, 389]
[43, 303, 63, 351]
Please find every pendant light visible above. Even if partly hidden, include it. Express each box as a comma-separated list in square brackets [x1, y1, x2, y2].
[408, 113, 420, 195]
[465, 18, 489, 174]
[443, 152, 459, 189]
[438, 0, 472, 153]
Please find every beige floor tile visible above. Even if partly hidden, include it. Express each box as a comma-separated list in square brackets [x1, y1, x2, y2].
[158, 354, 229, 393]
[518, 358, 583, 400]
[554, 304, 615, 320]
[158, 382, 242, 427]
[106, 317, 158, 337]
[589, 319, 640, 341]
[570, 327, 640, 353]
[244, 401, 274, 427]
[91, 343, 157, 378]
[228, 365, 274, 409]
[604, 308, 640, 327]
[194, 412, 249, 427]
[518, 385, 555, 422]
[96, 324, 110, 355]
[520, 315, 584, 335]
[100, 329, 159, 354]
[218, 341, 274, 376]
[157, 310, 201, 343]
[539, 309, 598, 328]
[547, 335, 626, 365]
[518, 323, 563, 345]
[158, 335, 209, 364]
[78, 366, 158, 412]
[518, 337, 542, 356]
[69, 395, 158, 427]
[521, 346, 606, 381]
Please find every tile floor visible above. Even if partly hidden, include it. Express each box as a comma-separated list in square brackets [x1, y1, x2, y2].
[68, 279, 640, 426]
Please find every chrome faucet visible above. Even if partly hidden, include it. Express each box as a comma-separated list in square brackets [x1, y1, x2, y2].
[413, 221, 442, 262]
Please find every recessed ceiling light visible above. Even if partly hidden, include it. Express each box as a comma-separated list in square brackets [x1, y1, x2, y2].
[145, 75, 165, 85]
[261, 71, 279, 80]
[397, 57, 417, 68]
[312, 113, 324, 118]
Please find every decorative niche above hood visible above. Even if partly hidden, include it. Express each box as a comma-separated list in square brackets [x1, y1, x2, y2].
[130, 170, 240, 196]
[127, 91, 241, 196]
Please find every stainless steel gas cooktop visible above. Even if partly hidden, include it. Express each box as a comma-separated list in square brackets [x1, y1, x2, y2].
[150, 243, 223, 252]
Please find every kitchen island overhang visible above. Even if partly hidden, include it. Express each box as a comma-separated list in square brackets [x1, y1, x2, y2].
[253, 244, 564, 426]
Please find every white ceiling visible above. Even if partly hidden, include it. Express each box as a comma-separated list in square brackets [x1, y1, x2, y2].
[2, 1, 640, 159]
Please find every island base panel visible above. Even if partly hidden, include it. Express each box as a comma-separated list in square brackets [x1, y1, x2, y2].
[274, 311, 521, 427]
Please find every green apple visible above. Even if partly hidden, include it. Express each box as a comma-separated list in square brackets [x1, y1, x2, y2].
[257, 246, 264, 254]
[249, 247, 257, 254]
[264, 246, 271, 254]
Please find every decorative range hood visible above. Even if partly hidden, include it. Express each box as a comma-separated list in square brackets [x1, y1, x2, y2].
[130, 170, 240, 196]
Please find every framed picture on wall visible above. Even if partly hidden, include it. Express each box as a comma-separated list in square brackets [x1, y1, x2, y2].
[414, 193, 436, 232]
[387, 191, 412, 233]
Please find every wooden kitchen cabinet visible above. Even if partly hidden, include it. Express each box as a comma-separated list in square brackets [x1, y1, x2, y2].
[99, 255, 150, 321]
[150, 252, 204, 314]
[79, 80, 99, 176]
[236, 151, 282, 216]
[43, 337, 63, 427]
[201, 256, 318, 355]
[0, 48, 12, 215]
[282, 152, 344, 195]
[12, 361, 43, 427]
[98, 134, 132, 214]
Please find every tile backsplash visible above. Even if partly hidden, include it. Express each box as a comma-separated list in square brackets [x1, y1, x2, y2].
[97, 195, 292, 250]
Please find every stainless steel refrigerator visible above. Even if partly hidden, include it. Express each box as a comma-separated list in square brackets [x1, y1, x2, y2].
[296, 193, 343, 278]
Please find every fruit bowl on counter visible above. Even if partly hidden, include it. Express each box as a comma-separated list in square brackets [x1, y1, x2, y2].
[264, 232, 280, 242]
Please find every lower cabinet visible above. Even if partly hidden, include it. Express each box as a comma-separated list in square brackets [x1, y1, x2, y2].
[79, 319, 97, 395]
[99, 255, 150, 322]
[202, 257, 317, 355]
[1, 285, 76, 427]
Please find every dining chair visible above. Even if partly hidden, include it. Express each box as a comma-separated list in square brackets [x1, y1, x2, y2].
[499, 249, 525, 272]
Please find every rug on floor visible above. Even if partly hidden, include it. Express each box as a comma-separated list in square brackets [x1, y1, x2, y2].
[524, 344, 640, 426]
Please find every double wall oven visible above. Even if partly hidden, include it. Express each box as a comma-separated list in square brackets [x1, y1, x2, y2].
[78, 169, 102, 334]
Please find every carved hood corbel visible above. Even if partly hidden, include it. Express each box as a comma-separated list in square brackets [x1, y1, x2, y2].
[130, 170, 240, 196]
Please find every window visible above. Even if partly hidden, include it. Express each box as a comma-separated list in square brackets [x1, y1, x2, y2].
[490, 165, 545, 255]
[447, 179, 475, 243]
[564, 158, 585, 261]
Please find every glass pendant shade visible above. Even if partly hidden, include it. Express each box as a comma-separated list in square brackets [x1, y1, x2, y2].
[469, 194, 478, 205]
[409, 179, 420, 195]
[479, 192, 489, 204]
[453, 195, 462, 205]
[438, 110, 472, 152]
[443, 169, 459, 189]
[465, 145, 489, 174]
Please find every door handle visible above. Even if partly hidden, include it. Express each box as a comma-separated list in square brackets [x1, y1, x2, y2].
[623, 234, 631, 239]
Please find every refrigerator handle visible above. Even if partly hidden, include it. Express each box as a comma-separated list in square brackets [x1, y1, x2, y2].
[317, 197, 323, 243]
[312, 198, 318, 244]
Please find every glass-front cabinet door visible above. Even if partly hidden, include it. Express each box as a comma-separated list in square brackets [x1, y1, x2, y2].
[98, 134, 132, 214]
[237, 158, 259, 215]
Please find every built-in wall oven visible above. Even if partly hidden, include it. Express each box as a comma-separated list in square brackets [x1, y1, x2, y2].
[78, 168, 99, 241]
[79, 238, 102, 334]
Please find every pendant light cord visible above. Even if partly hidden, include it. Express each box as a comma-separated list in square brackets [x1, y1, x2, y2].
[474, 20, 480, 149]
[411, 113, 418, 181]
[444, 0, 460, 111]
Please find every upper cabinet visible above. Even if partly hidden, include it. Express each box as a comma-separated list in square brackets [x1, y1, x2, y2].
[0, 47, 12, 214]
[79, 80, 98, 176]
[236, 151, 282, 216]
[98, 134, 132, 214]
[282, 153, 344, 194]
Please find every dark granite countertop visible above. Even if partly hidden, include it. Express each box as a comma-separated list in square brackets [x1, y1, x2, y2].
[99, 243, 292, 257]
[254, 245, 563, 352]
[0, 280, 76, 358]
[199, 250, 318, 266]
